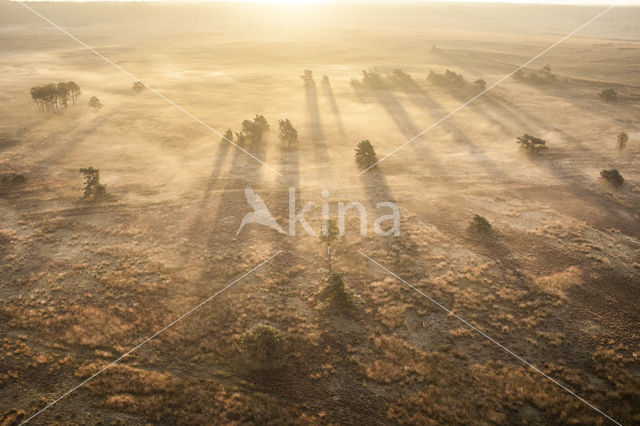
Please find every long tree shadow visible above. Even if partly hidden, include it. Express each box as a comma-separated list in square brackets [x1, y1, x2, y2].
[351, 74, 444, 174]
[189, 139, 231, 231]
[397, 79, 508, 180]
[476, 93, 640, 238]
[303, 72, 329, 164]
[321, 76, 347, 140]
[35, 113, 117, 168]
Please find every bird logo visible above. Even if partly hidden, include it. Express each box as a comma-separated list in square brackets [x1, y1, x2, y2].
[236, 187, 285, 235]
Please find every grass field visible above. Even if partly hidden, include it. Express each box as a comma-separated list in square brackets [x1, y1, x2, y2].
[1, 1, 639, 424]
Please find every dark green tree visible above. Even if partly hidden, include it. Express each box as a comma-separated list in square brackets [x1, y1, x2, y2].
[617, 132, 628, 151]
[354, 140, 378, 170]
[79, 167, 106, 199]
[516, 134, 548, 154]
[318, 272, 360, 313]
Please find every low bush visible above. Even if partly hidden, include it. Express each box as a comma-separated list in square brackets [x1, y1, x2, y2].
[600, 169, 624, 187]
[240, 324, 289, 372]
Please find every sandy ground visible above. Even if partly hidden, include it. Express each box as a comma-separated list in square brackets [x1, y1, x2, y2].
[1, 1, 639, 425]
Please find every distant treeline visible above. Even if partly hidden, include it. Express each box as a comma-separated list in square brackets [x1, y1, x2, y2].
[30, 81, 81, 113]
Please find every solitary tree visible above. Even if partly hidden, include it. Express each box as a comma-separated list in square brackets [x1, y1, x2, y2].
[278, 119, 298, 151]
[318, 218, 339, 266]
[88, 96, 103, 111]
[599, 89, 617, 103]
[516, 134, 548, 155]
[600, 169, 624, 187]
[617, 132, 629, 151]
[240, 324, 289, 372]
[79, 167, 106, 199]
[132, 81, 145, 93]
[354, 140, 378, 170]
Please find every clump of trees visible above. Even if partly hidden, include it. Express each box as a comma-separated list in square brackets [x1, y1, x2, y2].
[468, 214, 492, 235]
[600, 169, 624, 187]
[278, 119, 298, 152]
[516, 134, 548, 154]
[88, 96, 103, 111]
[30, 81, 80, 112]
[599, 89, 617, 103]
[513, 65, 557, 85]
[240, 114, 269, 144]
[132, 81, 145, 93]
[427, 70, 465, 88]
[240, 324, 289, 372]
[79, 167, 106, 199]
[355, 140, 378, 170]
[318, 272, 360, 313]
[617, 132, 628, 151]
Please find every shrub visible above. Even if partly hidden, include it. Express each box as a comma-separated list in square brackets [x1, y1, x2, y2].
[600, 169, 624, 187]
[513, 65, 556, 85]
[1, 173, 25, 184]
[318, 272, 360, 313]
[599, 89, 617, 103]
[355, 140, 378, 170]
[468, 215, 492, 235]
[473, 79, 487, 92]
[516, 134, 548, 154]
[240, 324, 289, 372]
[79, 167, 106, 199]
[617, 132, 628, 151]
[132, 81, 145, 92]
